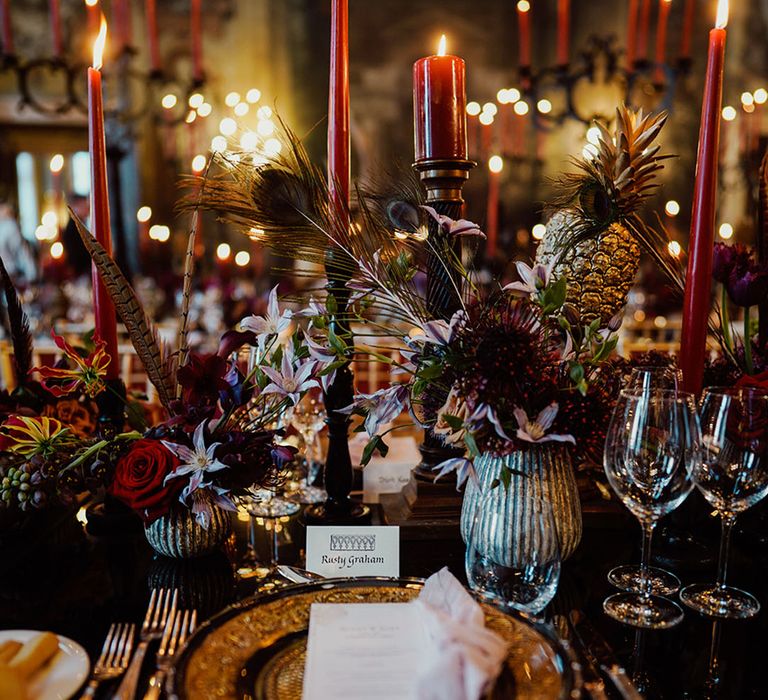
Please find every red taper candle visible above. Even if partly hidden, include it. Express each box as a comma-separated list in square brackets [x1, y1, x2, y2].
[654, 0, 672, 83]
[88, 17, 119, 380]
[626, 0, 639, 66]
[636, 0, 652, 61]
[50, 0, 63, 58]
[328, 0, 349, 216]
[517, 1, 532, 68]
[191, 0, 203, 82]
[112, 0, 132, 51]
[557, 0, 570, 66]
[0, 0, 13, 55]
[679, 0, 695, 60]
[413, 35, 467, 162]
[680, 0, 728, 395]
[145, 0, 161, 72]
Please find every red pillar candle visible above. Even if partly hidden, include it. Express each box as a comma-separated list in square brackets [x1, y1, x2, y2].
[145, 0, 162, 73]
[0, 0, 12, 55]
[50, 0, 63, 58]
[557, 0, 570, 66]
[87, 18, 120, 380]
[654, 0, 672, 83]
[626, 0, 639, 66]
[486, 156, 502, 258]
[413, 35, 467, 163]
[517, 1, 531, 68]
[679, 0, 696, 60]
[191, 0, 203, 82]
[680, 0, 728, 395]
[636, 0, 652, 61]
[328, 0, 350, 215]
[85, 0, 99, 36]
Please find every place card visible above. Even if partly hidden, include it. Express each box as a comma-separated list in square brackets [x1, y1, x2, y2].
[305, 526, 399, 578]
[302, 602, 430, 700]
[362, 436, 420, 503]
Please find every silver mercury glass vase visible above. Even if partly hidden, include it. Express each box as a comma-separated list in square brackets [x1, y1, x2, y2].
[144, 506, 231, 559]
[460, 445, 582, 561]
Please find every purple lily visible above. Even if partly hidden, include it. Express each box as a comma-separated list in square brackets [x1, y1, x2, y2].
[421, 206, 485, 239]
[261, 349, 319, 405]
[410, 309, 466, 347]
[432, 457, 478, 490]
[162, 421, 229, 483]
[503, 260, 553, 296]
[513, 403, 575, 445]
[303, 332, 338, 391]
[338, 384, 409, 437]
[240, 285, 294, 350]
[295, 296, 328, 320]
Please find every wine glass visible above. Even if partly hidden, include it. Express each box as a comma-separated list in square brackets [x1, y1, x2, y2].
[465, 493, 561, 615]
[603, 389, 700, 628]
[680, 387, 768, 619]
[607, 366, 685, 597]
[288, 394, 328, 504]
[243, 346, 300, 518]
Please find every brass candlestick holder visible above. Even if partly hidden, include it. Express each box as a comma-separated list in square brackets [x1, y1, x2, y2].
[379, 157, 475, 534]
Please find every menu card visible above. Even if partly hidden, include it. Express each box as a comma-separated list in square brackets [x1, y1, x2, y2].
[302, 603, 432, 700]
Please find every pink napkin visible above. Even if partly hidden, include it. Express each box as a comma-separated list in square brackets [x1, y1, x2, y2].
[413, 567, 508, 700]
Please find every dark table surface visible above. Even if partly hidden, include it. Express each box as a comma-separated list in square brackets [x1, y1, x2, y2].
[1, 490, 768, 700]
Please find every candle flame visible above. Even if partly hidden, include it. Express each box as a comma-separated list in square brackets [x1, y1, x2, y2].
[92, 15, 107, 69]
[715, 0, 728, 28]
[84, 0, 98, 6]
[517, 1, 531, 12]
[437, 35, 447, 56]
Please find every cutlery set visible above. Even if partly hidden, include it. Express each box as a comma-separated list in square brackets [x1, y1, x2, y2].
[79, 589, 196, 700]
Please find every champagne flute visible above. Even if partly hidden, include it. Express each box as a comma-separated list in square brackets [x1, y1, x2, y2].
[680, 387, 768, 619]
[603, 389, 700, 628]
[288, 394, 328, 504]
[608, 366, 685, 596]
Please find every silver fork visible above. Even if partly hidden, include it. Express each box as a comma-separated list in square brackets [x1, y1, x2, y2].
[142, 608, 198, 700]
[78, 622, 136, 698]
[113, 588, 178, 700]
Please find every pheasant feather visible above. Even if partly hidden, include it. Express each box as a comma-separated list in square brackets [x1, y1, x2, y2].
[70, 212, 176, 410]
[0, 256, 33, 384]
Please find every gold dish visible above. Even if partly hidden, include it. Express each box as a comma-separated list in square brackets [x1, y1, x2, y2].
[167, 578, 578, 700]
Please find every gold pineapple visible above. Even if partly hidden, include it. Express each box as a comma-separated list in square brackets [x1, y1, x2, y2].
[536, 106, 668, 326]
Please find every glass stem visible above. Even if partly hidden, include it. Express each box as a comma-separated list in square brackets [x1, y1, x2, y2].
[716, 514, 736, 591]
[639, 520, 655, 601]
[744, 306, 754, 375]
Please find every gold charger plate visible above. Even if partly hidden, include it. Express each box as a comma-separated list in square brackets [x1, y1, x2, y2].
[166, 578, 578, 700]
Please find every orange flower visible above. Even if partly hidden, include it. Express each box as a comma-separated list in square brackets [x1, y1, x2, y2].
[34, 331, 111, 398]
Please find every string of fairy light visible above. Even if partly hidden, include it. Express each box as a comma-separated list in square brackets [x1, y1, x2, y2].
[133, 85, 283, 267]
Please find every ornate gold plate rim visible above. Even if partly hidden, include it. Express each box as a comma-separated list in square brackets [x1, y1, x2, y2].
[166, 577, 579, 700]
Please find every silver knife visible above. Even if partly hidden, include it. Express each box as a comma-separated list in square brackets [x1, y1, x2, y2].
[560, 614, 609, 700]
[569, 611, 643, 700]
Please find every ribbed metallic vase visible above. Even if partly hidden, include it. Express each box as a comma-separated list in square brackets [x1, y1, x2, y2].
[144, 506, 231, 559]
[460, 446, 582, 561]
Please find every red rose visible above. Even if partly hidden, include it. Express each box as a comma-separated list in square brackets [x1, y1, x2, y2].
[108, 439, 185, 523]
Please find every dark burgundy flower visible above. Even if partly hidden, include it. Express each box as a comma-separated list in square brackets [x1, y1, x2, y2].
[712, 242, 740, 284]
[216, 329, 257, 359]
[727, 265, 768, 307]
[176, 353, 229, 409]
[712, 243, 768, 307]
